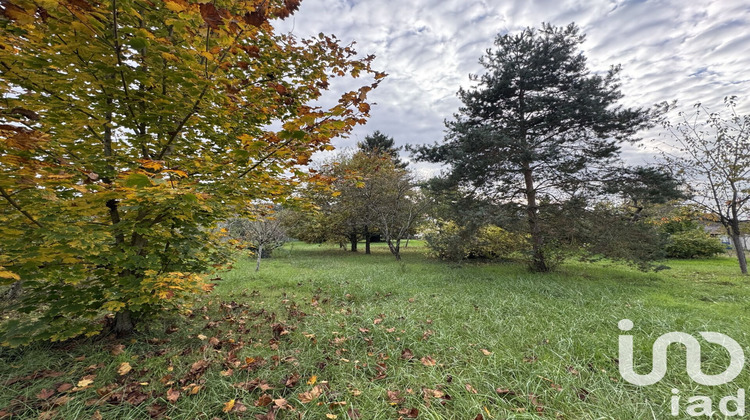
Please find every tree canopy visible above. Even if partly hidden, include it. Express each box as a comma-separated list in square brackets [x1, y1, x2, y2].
[0, 0, 382, 344]
[411, 23, 653, 271]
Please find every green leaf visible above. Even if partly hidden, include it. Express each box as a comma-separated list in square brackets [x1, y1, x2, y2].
[124, 173, 151, 188]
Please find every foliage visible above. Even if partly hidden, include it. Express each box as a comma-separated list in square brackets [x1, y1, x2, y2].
[410, 23, 653, 272]
[285, 150, 421, 258]
[0, 0, 382, 344]
[664, 229, 725, 259]
[424, 221, 528, 262]
[358, 130, 406, 168]
[660, 97, 750, 273]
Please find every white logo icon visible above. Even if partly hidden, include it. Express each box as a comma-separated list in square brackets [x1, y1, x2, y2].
[618, 319, 744, 386]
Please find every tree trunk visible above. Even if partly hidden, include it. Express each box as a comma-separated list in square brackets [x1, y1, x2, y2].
[387, 239, 401, 260]
[350, 232, 358, 252]
[364, 225, 371, 254]
[523, 166, 548, 272]
[728, 224, 748, 275]
[112, 310, 135, 336]
[404, 237, 410, 249]
[255, 244, 263, 272]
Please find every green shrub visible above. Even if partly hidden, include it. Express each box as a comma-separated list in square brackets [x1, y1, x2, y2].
[665, 229, 725, 259]
[424, 221, 528, 261]
[475, 225, 529, 259]
[423, 221, 470, 261]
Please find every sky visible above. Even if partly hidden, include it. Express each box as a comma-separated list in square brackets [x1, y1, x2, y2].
[274, 0, 750, 178]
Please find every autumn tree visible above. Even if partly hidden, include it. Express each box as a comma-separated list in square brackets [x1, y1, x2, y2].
[660, 97, 750, 274]
[0, 0, 383, 344]
[285, 150, 420, 256]
[410, 23, 652, 272]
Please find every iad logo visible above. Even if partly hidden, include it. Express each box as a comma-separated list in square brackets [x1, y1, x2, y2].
[618, 319, 744, 386]
[618, 319, 747, 417]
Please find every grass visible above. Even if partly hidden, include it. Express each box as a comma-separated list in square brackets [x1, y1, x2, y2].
[1, 241, 749, 419]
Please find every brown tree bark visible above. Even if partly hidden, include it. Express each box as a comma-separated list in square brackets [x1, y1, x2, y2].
[364, 225, 371, 254]
[523, 166, 548, 272]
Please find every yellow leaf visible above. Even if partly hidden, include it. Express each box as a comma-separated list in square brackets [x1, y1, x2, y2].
[222, 399, 235, 413]
[0, 268, 20, 281]
[307, 375, 317, 385]
[117, 362, 132, 376]
[164, 0, 187, 12]
[332, 191, 342, 197]
[76, 378, 93, 388]
[161, 52, 180, 62]
[326, 415, 337, 419]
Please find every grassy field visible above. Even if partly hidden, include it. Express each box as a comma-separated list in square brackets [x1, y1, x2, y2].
[1, 241, 749, 419]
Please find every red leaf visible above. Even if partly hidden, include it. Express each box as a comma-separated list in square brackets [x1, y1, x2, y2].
[199, 3, 223, 29]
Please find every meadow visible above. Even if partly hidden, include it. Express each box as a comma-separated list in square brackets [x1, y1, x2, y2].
[1, 242, 748, 419]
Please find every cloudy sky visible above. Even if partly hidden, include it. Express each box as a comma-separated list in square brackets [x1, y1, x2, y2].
[275, 0, 750, 177]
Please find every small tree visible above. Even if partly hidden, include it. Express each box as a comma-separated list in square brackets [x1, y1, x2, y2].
[367, 169, 424, 260]
[225, 209, 287, 271]
[660, 97, 750, 274]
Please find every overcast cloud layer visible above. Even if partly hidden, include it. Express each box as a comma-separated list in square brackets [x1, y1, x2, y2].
[275, 0, 750, 177]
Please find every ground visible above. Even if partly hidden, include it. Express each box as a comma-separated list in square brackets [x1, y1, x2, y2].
[1, 242, 748, 419]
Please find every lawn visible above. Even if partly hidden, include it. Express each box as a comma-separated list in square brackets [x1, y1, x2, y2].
[1, 242, 748, 419]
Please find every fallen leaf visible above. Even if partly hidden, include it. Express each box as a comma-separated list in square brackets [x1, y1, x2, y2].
[76, 378, 94, 388]
[190, 385, 201, 395]
[400, 348, 414, 360]
[325, 415, 337, 419]
[166, 388, 180, 403]
[387, 390, 404, 404]
[373, 318, 383, 325]
[118, 362, 132, 376]
[220, 369, 233, 377]
[496, 388, 516, 396]
[284, 373, 300, 388]
[222, 399, 235, 413]
[111, 344, 125, 356]
[255, 394, 273, 407]
[347, 407, 361, 419]
[37, 389, 55, 400]
[233, 400, 247, 412]
[480, 349, 492, 356]
[528, 393, 544, 413]
[57, 383, 73, 393]
[420, 356, 436, 367]
[52, 395, 70, 407]
[274, 397, 289, 409]
[465, 383, 478, 394]
[307, 375, 317, 385]
[397, 407, 419, 418]
[577, 388, 590, 401]
[298, 385, 322, 403]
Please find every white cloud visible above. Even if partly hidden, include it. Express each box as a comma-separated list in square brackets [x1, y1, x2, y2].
[275, 0, 750, 174]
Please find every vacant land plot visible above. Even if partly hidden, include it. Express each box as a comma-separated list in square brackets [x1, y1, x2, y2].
[1, 242, 747, 419]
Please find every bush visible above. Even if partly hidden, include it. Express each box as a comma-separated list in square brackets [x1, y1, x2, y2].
[424, 221, 528, 261]
[424, 221, 470, 261]
[475, 225, 529, 259]
[665, 229, 725, 259]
